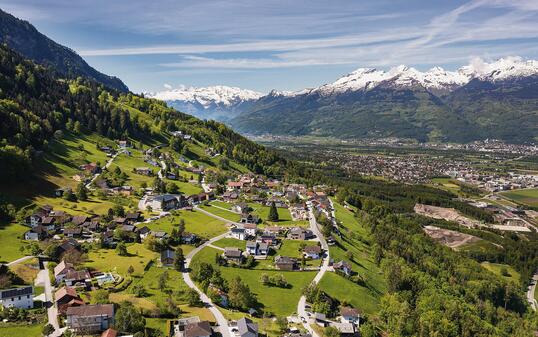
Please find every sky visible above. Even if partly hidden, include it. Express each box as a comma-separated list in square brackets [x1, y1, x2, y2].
[2, 0, 538, 93]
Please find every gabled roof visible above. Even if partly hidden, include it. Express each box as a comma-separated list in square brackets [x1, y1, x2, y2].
[224, 247, 242, 258]
[304, 245, 321, 254]
[55, 286, 79, 302]
[0, 286, 33, 299]
[54, 260, 74, 276]
[66, 304, 114, 317]
[184, 321, 212, 337]
[340, 306, 360, 317]
[238, 317, 258, 336]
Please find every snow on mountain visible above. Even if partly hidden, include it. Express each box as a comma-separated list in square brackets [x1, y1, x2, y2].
[149, 85, 263, 108]
[314, 57, 538, 95]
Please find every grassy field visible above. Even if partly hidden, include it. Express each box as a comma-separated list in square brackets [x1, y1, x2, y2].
[320, 199, 387, 315]
[213, 238, 245, 249]
[110, 262, 191, 311]
[0, 323, 42, 337]
[10, 258, 40, 284]
[192, 246, 316, 316]
[85, 243, 157, 277]
[500, 188, 538, 207]
[212, 200, 233, 209]
[481, 262, 521, 284]
[0, 223, 27, 263]
[146, 210, 228, 239]
[200, 204, 241, 222]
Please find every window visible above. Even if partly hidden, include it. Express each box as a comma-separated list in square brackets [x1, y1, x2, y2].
[18, 296, 21, 300]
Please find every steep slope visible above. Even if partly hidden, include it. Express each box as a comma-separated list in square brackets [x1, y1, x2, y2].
[148, 85, 262, 121]
[229, 57, 538, 143]
[0, 8, 128, 92]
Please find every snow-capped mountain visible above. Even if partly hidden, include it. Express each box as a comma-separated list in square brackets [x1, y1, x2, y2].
[226, 56, 538, 143]
[148, 85, 263, 121]
[313, 56, 538, 96]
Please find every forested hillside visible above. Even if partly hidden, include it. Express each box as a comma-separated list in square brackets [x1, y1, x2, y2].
[0, 44, 285, 214]
[0, 9, 128, 92]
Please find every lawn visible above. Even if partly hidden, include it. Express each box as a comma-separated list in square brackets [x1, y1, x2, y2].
[213, 238, 245, 249]
[107, 149, 155, 189]
[110, 262, 191, 311]
[319, 199, 387, 315]
[85, 243, 157, 277]
[146, 210, 228, 239]
[200, 204, 241, 222]
[247, 203, 307, 227]
[192, 246, 316, 316]
[0, 223, 27, 263]
[33, 195, 123, 217]
[0, 323, 42, 337]
[481, 262, 520, 284]
[212, 200, 233, 210]
[500, 188, 538, 207]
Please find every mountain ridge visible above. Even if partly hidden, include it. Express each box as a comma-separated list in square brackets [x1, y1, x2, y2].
[0, 8, 128, 92]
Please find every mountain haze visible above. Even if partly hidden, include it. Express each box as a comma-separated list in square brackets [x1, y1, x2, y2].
[0, 8, 128, 92]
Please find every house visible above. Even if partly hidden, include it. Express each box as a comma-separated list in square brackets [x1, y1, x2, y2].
[246, 241, 258, 255]
[333, 260, 352, 276]
[231, 227, 246, 240]
[184, 321, 212, 337]
[146, 194, 184, 211]
[58, 239, 81, 256]
[303, 245, 322, 259]
[223, 247, 243, 264]
[135, 167, 153, 176]
[27, 213, 43, 227]
[55, 286, 84, 315]
[64, 227, 83, 238]
[161, 249, 176, 266]
[240, 213, 259, 225]
[222, 191, 239, 202]
[80, 163, 101, 175]
[227, 181, 243, 190]
[64, 269, 92, 287]
[334, 322, 356, 336]
[24, 225, 48, 241]
[256, 234, 277, 246]
[71, 216, 88, 226]
[66, 304, 114, 333]
[288, 227, 314, 240]
[139, 226, 151, 240]
[275, 256, 297, 271]
[258, 242, 269, 256]
[264, 226, 284, 236]
[54, 260, 75, 283]
[182, 232, 198, 245]
[237, 317, 258, 337]
[242, 223, 257, 236]
[340, 306, 360, 324]
[153, 231, 169, 241]
[0, 286, 33, 309]
[232, 202, 249, 214]
[101, 230, 115, 246]
[41, 216, 56, 231]
[125, 212, 141, 222]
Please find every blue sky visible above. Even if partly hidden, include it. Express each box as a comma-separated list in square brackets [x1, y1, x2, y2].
[2, 0, 538, 93]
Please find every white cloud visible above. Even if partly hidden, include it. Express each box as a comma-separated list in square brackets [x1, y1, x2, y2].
[163, 83, 172, 89]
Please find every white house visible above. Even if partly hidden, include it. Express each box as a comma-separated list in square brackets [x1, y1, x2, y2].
[0, 286, 33, 309]
[242, 223, 257, 237]
[231, 227, 246, 240]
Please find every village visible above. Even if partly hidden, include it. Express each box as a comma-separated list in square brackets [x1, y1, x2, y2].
[0, 137, 365, 337]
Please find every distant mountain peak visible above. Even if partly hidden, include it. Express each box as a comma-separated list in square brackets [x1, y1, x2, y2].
[149, 85, 263, 108]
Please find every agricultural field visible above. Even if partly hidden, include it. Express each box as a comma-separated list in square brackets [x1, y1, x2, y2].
[500, 188, 538, 207]
[320, 200, 387, 315]
[146, 210, 229, 239]
[192, 246, 316, 316]
[0, 323, 43, 337]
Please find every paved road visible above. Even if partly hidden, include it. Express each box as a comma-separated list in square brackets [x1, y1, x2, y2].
[37, 261, 64, 337]
[6, 255, 33, 266]
[297, 203, 331, 337]
[182, 231, 231, 337]
[85, 152, 120, 190]
[527, 273, 538, 311]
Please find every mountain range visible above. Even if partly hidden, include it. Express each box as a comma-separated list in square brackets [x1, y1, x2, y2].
[152, 57, 538, 143]
[0, 9, 128, 92]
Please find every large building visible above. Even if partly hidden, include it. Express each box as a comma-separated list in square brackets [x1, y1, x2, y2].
[0, 286, 33, 309]
[66, 304, 114, 333]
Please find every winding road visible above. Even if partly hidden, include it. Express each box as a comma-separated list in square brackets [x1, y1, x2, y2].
[297, 202, 330, 337]
[527, 273, 538, 311]
[182, 208, 232, 337]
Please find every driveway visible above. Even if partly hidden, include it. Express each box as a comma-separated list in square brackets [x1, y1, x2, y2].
[37, 261, 64, 337]
[182, 231, 231, 337]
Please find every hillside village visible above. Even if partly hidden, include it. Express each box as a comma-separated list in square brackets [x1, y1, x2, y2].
[0, 136, 366, 337]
